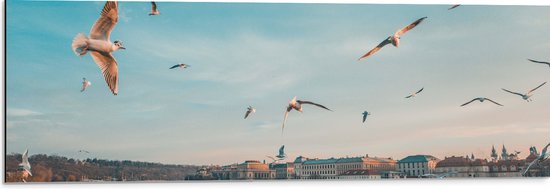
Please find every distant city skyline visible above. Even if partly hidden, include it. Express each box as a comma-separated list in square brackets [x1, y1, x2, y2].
[5, 1, 550, 165]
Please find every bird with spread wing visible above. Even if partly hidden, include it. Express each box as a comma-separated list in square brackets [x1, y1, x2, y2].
[282, 96, 331, 135]
[358, 17, 427, 61]
[72, 1, 125, 95]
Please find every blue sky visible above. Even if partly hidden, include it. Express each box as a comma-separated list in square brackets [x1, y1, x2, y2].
[5, 0, 550, 165]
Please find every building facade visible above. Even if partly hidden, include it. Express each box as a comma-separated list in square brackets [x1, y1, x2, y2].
[293, 155, 397, 179]
[435, 156, 490, 178]
[271, 163, 295, 179]
[212, 160, 275, 180]
[397, 155, 440, 177]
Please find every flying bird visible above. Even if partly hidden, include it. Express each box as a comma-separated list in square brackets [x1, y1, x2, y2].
[81, 78, 91, 92]
[358, 17, 427, 61]
[244, 106, 256, 119]
[78, 150, 90, 154]
[169, 64, 190, 69]
[149, 1, 160, 16]
[19, 149, 32, 177]
[72, 1, 124, 95]
[362, 111, 371, 123]
[528, 59, 550, 68]
[405, 87, 424, 98]
[276, 145, 286, 159]
[448, 4, 460, 10]
[460, 97, 503, 107]
[502, 82, 547, 102]
[523, 143, 550, 176]
[282, 96, 331, 134]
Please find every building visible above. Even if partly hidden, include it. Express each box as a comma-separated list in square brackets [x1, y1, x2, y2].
[488, 159, 524, 177]
[212, 160, 275, 180]
[435, 156, 490, 178]
[397, 155, 440, 177]
[293, 154, 397, 180]
[271, 163, 295, 179]
[295, 157, 339, 179]
[338, 169, 381, 180]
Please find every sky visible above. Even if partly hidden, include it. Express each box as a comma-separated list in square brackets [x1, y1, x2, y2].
[4, 0, 550, 165]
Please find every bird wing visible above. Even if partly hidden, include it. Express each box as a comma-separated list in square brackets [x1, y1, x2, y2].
[460, 99, 477, 107]
[394, 17, 427, 38]
[22, 149, 29, 165]
[244, 109, 251, 119]
[90, 51, 118, 95]
[405, 95, 413, 98]
[541, 143, 550, 158]
[90, 1, 118, 41]
[282, 106, 292, 135]
[501, 88, 524, 97]
[169, 65, 180, 69]
[416, 87, 424, 94]
[358, 37, 392, 61]
[363, 113, 367, 123]
[151, 1, 157, 12]
[528, 59, 550, 65]
[485, 98, 503, 106]
[528, 82, 547, 93]
[81, 81, 88, 92]
[279, 145, 285, 155]
[523, 159, 538, 176]
[297, 100, 332, 111]
[448, 4, 460, 10]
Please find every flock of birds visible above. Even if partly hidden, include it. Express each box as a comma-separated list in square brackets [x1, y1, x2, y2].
[15, 2, 550, 181]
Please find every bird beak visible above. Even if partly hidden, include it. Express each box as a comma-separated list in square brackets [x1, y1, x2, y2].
[120, 47, 126, 50]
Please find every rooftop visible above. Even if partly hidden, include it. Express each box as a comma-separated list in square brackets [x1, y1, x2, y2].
[398, 155, 439, 163]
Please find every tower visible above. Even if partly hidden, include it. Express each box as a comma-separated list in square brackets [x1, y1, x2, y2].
[501, 145, 508, 160]
[491, 145, 498, 161]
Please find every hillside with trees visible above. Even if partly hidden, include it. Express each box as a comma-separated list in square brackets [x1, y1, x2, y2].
[5, 153, 200, 182]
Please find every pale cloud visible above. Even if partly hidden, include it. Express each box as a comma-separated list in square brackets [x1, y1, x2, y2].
[7, 108, 42, 117]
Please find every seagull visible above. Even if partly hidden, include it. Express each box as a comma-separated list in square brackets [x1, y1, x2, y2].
[81, 78, 92, 92]
[502, 82, 547, 102]
[405, 87, 424, 98]
[149, 1, 160, 16]
[282, 96, 331, 134]
[460, 97, 503, 107]
[448, 4, 460, 10]
[78, 150, 90, 154]
[19, 149, 32, 177]
[358, 17, 427, 61]
[523, 143, 550, 176]
[276, 145, 286, 159]
[72, 1, 124, 95]
[528, 59, 550, 68]
[244, 106, 256, 119]
[169, 64, 190, 69]
[362, 111, 371, 123]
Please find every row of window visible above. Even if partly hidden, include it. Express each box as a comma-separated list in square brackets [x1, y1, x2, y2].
[398, 162, 426, 169]
[300, 170, 337, 175]
[406, 169, 427, 176]
[302, 164, 336, 170]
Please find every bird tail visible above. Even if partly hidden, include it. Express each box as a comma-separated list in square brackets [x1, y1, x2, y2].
[72, 33, 89, 56]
